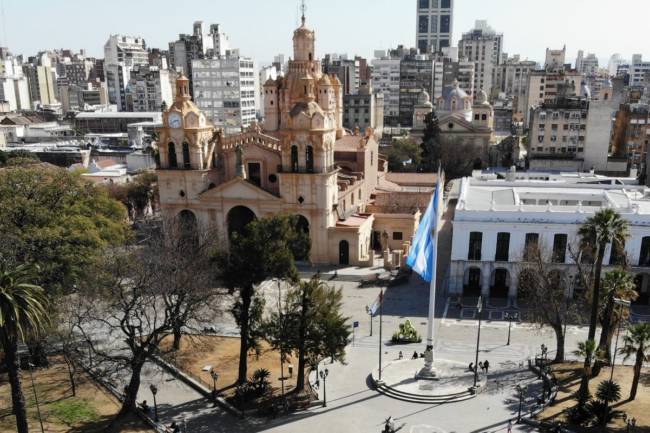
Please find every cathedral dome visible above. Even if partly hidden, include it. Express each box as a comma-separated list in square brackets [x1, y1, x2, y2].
[438, 80, 472, 114]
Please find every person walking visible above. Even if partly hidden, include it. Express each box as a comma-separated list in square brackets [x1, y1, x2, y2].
[468, 362, 474, 372]
[507, 419, 513, 433]
[483, 360, 490, 374]
[478, 361, 484, 373]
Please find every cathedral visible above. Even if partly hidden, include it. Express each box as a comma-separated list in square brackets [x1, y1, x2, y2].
[155, 16, 437, 266]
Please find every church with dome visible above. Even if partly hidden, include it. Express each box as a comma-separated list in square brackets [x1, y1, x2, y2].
[155, 15, 437, 266]
[412, 80, 494, 154]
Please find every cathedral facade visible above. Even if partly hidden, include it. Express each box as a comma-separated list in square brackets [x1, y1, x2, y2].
[156, 17, 436, 266]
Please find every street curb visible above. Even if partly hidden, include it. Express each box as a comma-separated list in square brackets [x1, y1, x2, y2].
[150, 354, 242, 418]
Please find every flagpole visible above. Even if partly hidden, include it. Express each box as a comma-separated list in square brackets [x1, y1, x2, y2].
[378, 289, 383, 381]
[419, 168, 442, 379]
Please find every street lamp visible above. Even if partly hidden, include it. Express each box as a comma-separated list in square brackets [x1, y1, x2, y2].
[516, 384, 528, 422]
[319, 368, 329, 407]
[505, 312, 519, 346]
[473, 296, 483, 388]
[210, 369, 220, 405]
[27, 363, 45, 433]
[149, 384, 159, 422]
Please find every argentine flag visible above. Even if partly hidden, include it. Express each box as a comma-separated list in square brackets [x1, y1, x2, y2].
[406, 177, 442, 282]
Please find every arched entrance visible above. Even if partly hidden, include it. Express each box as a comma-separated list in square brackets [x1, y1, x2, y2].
[633, 273, 650, 306]
[490, 268, 510, 299]
[463, 267, 482, 297]
[339, 240, 349, 265]
[291, 215, 311, 261]
[177, 209, 198, 248]
[227, 206, 256, 239]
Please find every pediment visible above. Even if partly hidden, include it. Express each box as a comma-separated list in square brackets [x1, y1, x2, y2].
[199, 177, 281, 202]
[439, 114, 476, 133]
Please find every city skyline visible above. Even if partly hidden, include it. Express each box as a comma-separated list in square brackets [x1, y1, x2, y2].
[2, 0, 649, 65]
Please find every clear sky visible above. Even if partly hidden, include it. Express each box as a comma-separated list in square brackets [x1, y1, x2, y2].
[2, 0, 649, 66]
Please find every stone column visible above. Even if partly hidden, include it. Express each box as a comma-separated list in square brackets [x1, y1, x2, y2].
[508, 265, 519, 308]
[481, 262, 491, 299]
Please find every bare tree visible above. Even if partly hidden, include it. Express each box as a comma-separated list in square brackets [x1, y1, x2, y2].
[69, 217, 223, 418]
[518, 243, 587, 363]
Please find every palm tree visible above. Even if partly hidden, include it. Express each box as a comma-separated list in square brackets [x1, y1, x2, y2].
[577, 209, 628, 398]
[0, 264, 49, 433]
[620, 323, 650, 400]
[598, 269, 637, 362]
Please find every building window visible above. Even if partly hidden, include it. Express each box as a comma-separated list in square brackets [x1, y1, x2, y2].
[306, 145, 314, 172]
[441, 0, 450, 8]
[418, 16, 429, 33]
[552, 234, 567, 263]
[640, 237, 650, 267]
[168, 142, 178, 169]
[524, 233, 539, 260]
[248, 162, 261, 186]
[419, 0, 429, 8]
[468, 232, 482, 261]
[481, 114, 487, 120]
[440, 15, 450, 33]
[182, 142, 191, 169]
[495, 233, 510, 262]
[393, 232, 403, 241]
[291, 145, 299, 172]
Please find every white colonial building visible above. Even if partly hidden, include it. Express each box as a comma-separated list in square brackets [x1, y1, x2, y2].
[449, 172, 650, 307]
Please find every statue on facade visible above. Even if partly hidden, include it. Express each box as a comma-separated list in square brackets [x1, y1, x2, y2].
[235, 144, 246, 179]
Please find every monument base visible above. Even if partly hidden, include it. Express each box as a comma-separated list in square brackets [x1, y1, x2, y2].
[416, 364, 439, 381]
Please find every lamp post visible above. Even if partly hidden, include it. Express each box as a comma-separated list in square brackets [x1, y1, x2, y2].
[210, 369, 219, 405]
[505, 312, 519, 346]
[516, 384, 528, 423]
[319, 368, 329, 407]
[473, 296, 483, 388]
[149, 384, 159, 422]
[27, 363, 45, 433]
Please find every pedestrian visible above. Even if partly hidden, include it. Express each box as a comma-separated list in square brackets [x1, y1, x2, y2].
[140, 400, 150, 414]
[468, 362, 474, 372]
[478, 361, 484, 372]
[507, 419, 512, 433]
[412, 351, 418, 360]
[484, 359, 490, 374]
[398, 351, 403, 360]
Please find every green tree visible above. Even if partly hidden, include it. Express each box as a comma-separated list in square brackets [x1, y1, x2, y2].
[278, 276, 350, 392]
[419, 111, 441, 172]
[576, 209, 628, 398]
[387, 138, 420, 172]
[0, 166, 129, 294]
[620, 323, 650, 400]
[0, 264, 49, 433]
[214, 214, 309, 384]
[598, 269, 637, 361]
[587, 380, 623, 426]
[0, 149, 38, 167]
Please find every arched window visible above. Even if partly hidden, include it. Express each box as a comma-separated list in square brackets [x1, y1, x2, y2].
[182, 142, 191, 169]
[639, 237, 650, 267]
[306, 145, 314, 172]
[291, 145, 299, 172]
[168, 142, 178, 169]
[309, 52, 313, 61]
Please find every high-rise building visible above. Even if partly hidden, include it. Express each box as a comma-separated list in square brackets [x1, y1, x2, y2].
[343, 83, 384, 134]
[608, 54, 625, 78]
[371, 52, 401, 125]
[322, 54, 360, 95]
[104, 35, 149, 110]
[576, 52, 599, 76]
[191, 55, 258, 131]
[458, 20, 503, 98]
[432, 47, 475, 100]
[125, 65, 174, 112]
[415, 0, 453, 54]
[629, 54, 650, 86]
[399, 54, 434, 127]
[524, 67, 583, 124]
[496, 56, 537, 121]
[544, 46, 566, 71]
[0, 51, 31, 111]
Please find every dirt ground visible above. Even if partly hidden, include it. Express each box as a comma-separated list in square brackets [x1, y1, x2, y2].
[0, 357, 151, 433]
[539, 362, 650, 432]
[160, 335, 300, 398]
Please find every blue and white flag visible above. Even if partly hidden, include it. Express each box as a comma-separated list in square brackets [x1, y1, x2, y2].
[406, 175, 442, 282]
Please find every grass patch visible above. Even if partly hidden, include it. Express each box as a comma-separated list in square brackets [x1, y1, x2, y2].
[49, 398, 99, 426]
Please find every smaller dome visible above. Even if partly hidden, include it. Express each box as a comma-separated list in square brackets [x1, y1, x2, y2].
[319, 74, 332, 86]
[417, 89, 432, 107]
[475, 89, 490, 106]
[264, 77, 277, 87]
